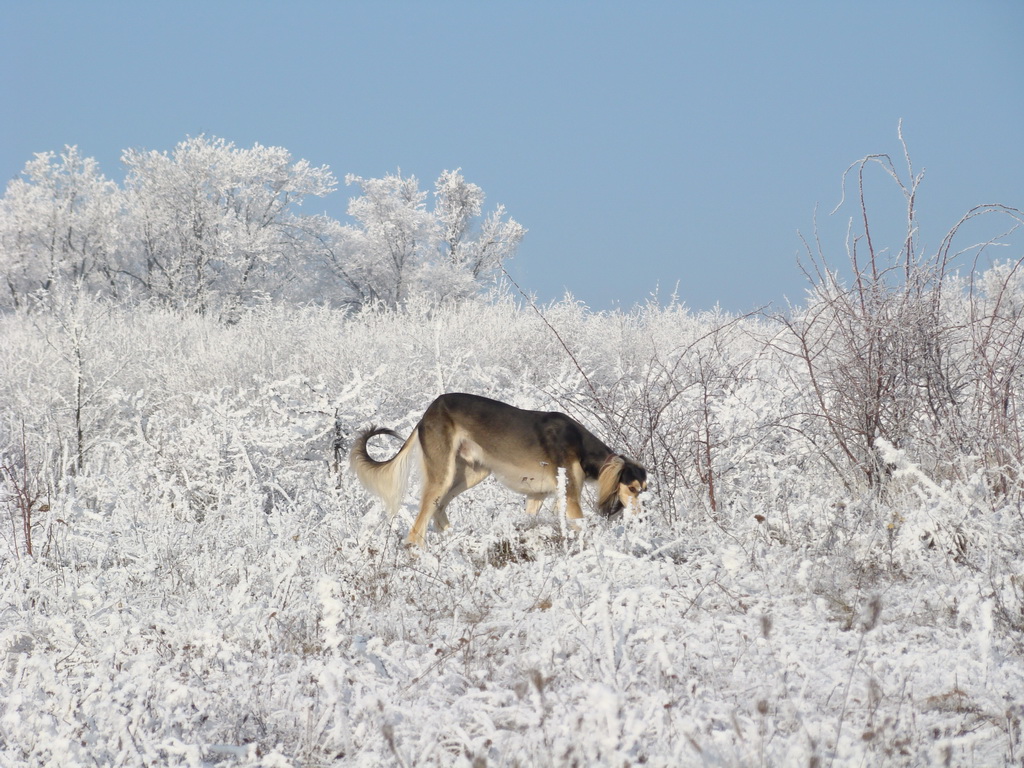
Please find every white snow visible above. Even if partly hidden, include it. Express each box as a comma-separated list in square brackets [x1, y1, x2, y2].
[1, 297, 1022, 767]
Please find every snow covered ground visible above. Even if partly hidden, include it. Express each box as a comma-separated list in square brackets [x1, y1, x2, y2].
[1, 298, 1022, 767]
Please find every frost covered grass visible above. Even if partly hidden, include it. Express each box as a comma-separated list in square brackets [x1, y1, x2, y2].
[1, 297, 1023, 767]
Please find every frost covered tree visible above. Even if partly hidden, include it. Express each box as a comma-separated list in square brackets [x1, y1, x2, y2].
[315, 169, 524, 309]
[435, 169, 523, 280]
[0, 146, 120, 308]
[323, 171, 435, 308]
[118, 136, 336, 313]
[0, 139, 524, 314]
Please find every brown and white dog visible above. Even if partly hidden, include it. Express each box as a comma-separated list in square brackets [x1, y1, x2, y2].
[350, 393, 648, 547]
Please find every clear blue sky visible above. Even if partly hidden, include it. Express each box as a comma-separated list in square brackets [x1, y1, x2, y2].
[3, 1, 1022, 312]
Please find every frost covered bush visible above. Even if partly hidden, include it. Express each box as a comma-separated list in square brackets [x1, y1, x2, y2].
[2, 290, 1023, 766]
[779, 135, 1024, 503]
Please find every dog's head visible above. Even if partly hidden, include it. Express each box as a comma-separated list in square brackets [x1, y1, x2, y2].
[597, 455, 648, 516]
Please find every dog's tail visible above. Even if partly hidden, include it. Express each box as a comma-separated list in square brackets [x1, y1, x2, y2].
[349, 426, 419, 516]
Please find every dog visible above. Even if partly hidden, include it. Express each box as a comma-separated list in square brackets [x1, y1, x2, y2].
[350, 393, 648, 547]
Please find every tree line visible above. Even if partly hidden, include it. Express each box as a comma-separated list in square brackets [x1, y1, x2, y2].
[0, 137, 525, 315]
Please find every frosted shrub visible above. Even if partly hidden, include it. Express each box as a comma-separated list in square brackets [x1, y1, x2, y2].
[2, 293, 1023, 766]
[779, 130, 1024, 503]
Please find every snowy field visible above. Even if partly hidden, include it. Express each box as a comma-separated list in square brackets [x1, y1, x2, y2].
[1, 297, 1022, 767]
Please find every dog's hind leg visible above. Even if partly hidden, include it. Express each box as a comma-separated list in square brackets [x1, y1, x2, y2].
[432, 459, 490, 532]
[409, 474, 451, 547]
[408, 416, 493, 547]
[423, 460, 487, 532]
[411, 460, 491, 545]
[409, 458, 455, 547]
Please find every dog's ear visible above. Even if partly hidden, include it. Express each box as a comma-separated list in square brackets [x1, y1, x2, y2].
[597, 455, 626, 516]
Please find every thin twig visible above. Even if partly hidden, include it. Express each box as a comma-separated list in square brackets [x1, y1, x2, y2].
[500, 265, 604, 406]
